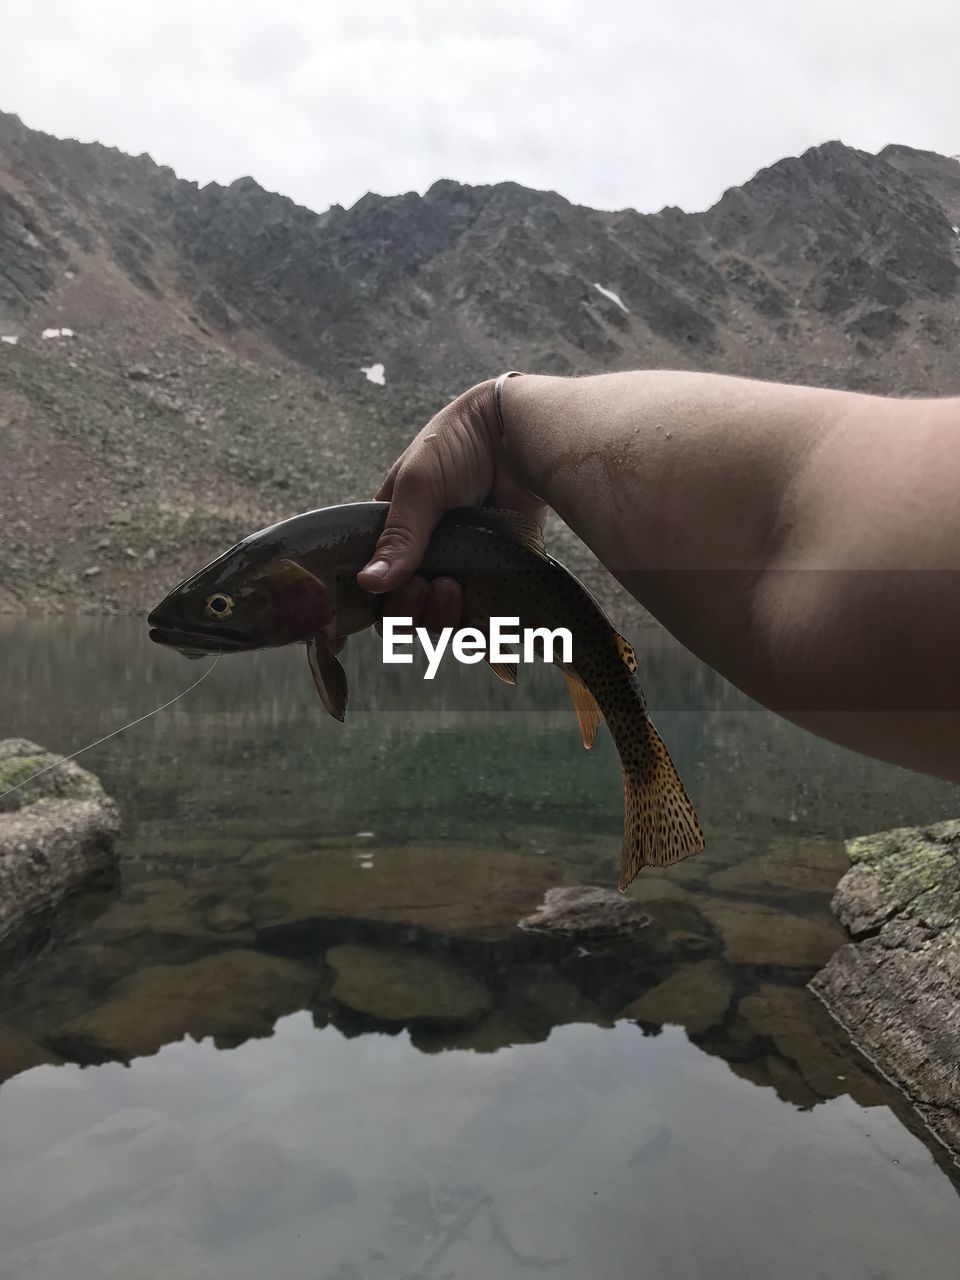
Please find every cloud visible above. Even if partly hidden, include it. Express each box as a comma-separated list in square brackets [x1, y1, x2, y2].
[4, 0, 960, 216]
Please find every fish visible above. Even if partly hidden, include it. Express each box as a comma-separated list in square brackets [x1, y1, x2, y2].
[147, 502, 704, 888]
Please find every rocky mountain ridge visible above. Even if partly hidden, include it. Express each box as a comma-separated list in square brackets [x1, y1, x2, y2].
[2, 109, 960, 613]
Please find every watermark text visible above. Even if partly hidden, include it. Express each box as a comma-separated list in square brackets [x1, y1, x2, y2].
[382, 616, 573, 679]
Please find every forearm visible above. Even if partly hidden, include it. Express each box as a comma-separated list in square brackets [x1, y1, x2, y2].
[499, 371, 960, 777]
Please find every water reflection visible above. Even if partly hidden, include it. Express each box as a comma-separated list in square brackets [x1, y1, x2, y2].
[1, 1019, 959, 1280]
[1, 618, 960, 1275]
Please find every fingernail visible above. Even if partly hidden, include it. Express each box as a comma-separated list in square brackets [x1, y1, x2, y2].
[358, 559, 390, 590]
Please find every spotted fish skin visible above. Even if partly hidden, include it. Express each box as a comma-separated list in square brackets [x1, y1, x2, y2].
[147, 502, 704, 888]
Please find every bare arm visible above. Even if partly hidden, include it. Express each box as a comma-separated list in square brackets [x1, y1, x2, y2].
[359, 372, 960, 781]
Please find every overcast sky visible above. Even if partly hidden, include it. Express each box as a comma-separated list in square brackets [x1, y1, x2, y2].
[4, 0, 959, 216]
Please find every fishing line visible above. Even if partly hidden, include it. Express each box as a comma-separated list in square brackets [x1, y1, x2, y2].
[0, 651, 221, 804]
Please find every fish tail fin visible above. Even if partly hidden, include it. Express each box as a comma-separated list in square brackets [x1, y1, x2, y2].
[618, 715, 704, 891]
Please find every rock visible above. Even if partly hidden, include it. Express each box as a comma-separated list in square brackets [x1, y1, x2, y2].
[738, 984, 887, 1105]
[629, 875, 693, 904]
[252, 845, 563, 939]
[518, 885, 651, 938]
[327, 943, 493, 1028]
[619, 959, 734, 1034]
[0, 1023, 61, 1082]
[59, 949, 317, 1060]
[81, 566, 101, 578]
[419, 969, 609, 1053]
[729, 1053, 821, 1110]
[0, 739, 120, 940]
[0, 739, 106, 813]
[696, 897, 845, 967]
[125, 364, 151, 381]
[709, 841, 848, 896]
[94, 877, 252, 946]
[831, 818, 960, 938]
[811, 818, 960, 1157]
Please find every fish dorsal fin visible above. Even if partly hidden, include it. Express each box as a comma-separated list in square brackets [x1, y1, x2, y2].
[306, 634, 348, 722]
[486, 658, 519, 685]
[615, 632, 638, 675]
[465, 508, 548, 560]
[561, 668, 603, 749]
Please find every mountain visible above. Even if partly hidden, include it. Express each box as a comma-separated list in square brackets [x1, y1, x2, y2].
[1, 110, 960, 615]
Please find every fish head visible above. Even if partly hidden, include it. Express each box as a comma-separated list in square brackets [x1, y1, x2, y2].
[148, 538, 332, 657]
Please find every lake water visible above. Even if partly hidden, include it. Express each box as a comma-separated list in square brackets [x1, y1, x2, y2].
[0, 617, 959, 1279]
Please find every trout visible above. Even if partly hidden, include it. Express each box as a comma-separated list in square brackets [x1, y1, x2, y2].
[147, 502, 704, 888]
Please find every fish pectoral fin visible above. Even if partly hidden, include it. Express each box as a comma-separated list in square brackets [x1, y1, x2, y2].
[618, 716, 704, 891]
[561, 668, 603, 749]
[486, 658, 519, 685]
[306, 634, 349, 722]
[273, 558, 326, 590]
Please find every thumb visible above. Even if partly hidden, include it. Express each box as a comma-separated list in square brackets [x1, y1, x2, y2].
[357, 464, 443, 593]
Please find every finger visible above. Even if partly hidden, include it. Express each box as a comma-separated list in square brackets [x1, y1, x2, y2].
[420, 576, 463, 635]
[358, 458, 443, 594]
[374, 454, 404, 502]
[382, 576, 429, 624]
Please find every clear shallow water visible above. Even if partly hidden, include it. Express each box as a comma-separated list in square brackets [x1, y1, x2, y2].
[1, 617, 959, 1278]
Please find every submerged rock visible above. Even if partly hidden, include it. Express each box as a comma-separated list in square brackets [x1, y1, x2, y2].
[695, 897, 844, 967]
[811, 818, 960, 1157]
[0, 739, 120, 942]
[326, 943, 493, 1028]
[737, 984, 887, 1106]
[619, 958, 734, 1035]
[58, 949, 317, 1061]
[252, 844, 563, 940]
[417, 969, 609, 1053]
[518, 885, 651, 938]
[0, 1023, 61, 1083]
[709, 841, 848, 896]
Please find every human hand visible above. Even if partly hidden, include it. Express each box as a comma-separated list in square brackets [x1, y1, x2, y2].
[358, 378, 546, 633]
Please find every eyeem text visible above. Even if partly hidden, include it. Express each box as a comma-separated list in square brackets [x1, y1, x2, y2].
[382, 616, 573, 680]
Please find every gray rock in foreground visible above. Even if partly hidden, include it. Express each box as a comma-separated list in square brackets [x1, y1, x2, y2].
[518, 885, 651, 938]
[810, 819, 960, 1159]
[0, 739, 120, 942]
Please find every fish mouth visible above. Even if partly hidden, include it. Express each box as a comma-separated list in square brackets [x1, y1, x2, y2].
[147, 627, 250, 655]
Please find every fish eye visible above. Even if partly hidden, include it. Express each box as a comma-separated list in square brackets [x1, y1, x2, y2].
[204, 593, 234, 619]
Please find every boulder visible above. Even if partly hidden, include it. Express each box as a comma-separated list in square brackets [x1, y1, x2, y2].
[811, 818, 960, 1157]
[0, 1023, 61, 1083]
[708, 841, 848, 896]
[518, 885, 651, 938]
[58, 949, 317, 1061]
[696, 897, 845, 967]
[619, 958, 734, 1035]
[252, 844, 564, 940]
[738, 984, 887, 1106]
[0, 739, 120, 941]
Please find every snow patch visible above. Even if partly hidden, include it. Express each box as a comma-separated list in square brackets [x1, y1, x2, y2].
[1, 335, 18, 346]
[593, 283, 629, 313]
[41, 327, 75, 339]
[360, 362, 386, 386]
